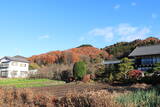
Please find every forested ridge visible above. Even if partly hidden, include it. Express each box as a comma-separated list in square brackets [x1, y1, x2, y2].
[104, 37, 160, 59]
[29, 37, 160, 65]
[29, 45, 111, 66]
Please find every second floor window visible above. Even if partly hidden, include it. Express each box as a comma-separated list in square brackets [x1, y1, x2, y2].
[20, 64, 26, 67]
[12, 62, 18, 66]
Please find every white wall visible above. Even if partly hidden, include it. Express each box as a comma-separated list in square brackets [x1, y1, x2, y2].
[0, 57, 29, 78]
[7, 61, 29, 78]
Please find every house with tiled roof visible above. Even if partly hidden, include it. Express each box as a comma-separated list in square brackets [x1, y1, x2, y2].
[129, 45, 160, 71]
[0, 56, 29, 78]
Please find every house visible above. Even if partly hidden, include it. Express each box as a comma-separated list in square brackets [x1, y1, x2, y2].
[129, 45, 160, 71]
[0, 56, 29, 78]
[102, 60, 121, 72]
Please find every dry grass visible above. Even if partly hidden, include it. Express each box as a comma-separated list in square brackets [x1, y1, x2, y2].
[0, 87, 122, 107]
[0, 88, 56, 107]
[55, 90, 122, 107]
[0, 83, 157, 107]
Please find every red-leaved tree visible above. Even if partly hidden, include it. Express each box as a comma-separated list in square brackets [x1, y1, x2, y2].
[128, 70, 142, 80]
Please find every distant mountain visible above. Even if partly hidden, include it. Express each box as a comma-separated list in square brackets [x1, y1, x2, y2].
[29, 46, 111, 65]
[103, 37, 160, 59]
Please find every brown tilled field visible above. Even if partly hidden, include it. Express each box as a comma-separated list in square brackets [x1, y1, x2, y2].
[31, 82, 107, 97]
[30, 82, 152, 97]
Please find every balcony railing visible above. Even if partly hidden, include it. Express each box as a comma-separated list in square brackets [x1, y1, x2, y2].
[0, 63, 9, 68]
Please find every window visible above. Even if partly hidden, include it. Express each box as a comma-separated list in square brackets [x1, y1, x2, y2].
[11, 71, 18, 77]
[20, 71, 28, 76]
[20, 63, 27, 67]
[141, 57, 154, 65]
[12, 62, 18, 66]
[1, 71, 8, 77]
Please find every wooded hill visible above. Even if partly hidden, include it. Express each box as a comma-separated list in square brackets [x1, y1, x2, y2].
[29, 46, 111, 65]
[104, 37, 160, 59]
[29, 37, 160, 65]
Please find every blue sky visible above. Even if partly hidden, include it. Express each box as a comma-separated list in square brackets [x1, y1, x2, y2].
[0, 0, 159, 57]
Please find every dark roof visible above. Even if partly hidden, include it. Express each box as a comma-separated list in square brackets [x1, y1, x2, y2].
[129, 45, 160, 57]
[3, 56, 29, 63]
[103, 60, 121, 65]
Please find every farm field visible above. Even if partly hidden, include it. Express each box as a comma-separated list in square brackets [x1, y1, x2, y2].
[30, 82, 153, 97]
[0, 80, 159, 106]
[31, 82, 108, 97]
[0, 78, 65, 88]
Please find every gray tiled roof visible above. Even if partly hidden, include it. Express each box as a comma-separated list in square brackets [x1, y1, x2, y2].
[129, 45, 160, 57]
[102, 60, 121, 64]
[4, 56, 29, 63]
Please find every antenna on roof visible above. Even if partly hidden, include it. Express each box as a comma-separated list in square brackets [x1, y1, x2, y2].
[15, 48, 21, 56]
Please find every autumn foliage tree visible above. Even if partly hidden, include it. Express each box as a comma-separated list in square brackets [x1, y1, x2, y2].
[28, 46, 110, 66]
[128, 70, 142, 79]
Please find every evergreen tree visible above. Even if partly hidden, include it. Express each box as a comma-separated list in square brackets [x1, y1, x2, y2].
[73, 61, 87, 80]
[118, 57, 134, 79]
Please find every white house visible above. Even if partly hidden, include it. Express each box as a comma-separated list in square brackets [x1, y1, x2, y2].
[0, 56, 29, 78]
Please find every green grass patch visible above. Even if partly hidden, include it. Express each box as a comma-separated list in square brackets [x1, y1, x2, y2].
[116, 88, 160, 107]
[0, 78, 65, 88]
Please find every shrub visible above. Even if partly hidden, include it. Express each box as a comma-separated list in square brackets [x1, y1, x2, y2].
[94, 64, 105, 79]
[140, 71, 160, 84]
[114, 72, 125, 81]
[108, 73, 114, 82]
[128, 70, 142, 80]
[118, 58, 134, 79]
[73, 61, 87, 80]
[153, 63, 160, 72]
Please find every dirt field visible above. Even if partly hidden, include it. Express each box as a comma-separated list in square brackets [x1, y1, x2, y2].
[30, 82, 152, 97]
[30, 82, 106, 97]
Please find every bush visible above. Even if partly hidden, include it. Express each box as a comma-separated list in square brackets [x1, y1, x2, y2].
[114, 72, 125, 81]
[153, 63, 160, 72]
[118, 58, 134, 79]
[128, 70, 142, 80]
[94, 64, 105, 79]
[73, 61, 87, 80]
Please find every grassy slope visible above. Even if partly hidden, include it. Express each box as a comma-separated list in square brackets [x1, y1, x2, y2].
[0, 78, 65, 88]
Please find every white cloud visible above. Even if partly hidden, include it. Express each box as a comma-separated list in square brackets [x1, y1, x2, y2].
[116, 24, 137, 35]
[119, 27, 150, 41]
[131, 2, 136, 6]
[113, 4, 120, 9]
[89, 23, 151, 42]
[152, 13, 158, 19]
[38, 35, 50, 40]
[89, 27, 114, 41]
